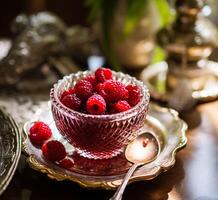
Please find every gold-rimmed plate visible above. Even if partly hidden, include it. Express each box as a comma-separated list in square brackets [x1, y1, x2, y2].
[22, 103, 187, 189]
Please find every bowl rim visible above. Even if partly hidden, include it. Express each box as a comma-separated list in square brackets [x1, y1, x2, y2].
[50, 70, 150, 120]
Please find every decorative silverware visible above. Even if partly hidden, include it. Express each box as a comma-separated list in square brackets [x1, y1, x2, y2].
[0, 108, 21, 196]
[110, 132, 160, 200]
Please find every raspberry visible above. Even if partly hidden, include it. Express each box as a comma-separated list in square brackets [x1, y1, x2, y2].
[29, 122, 52, 146]
[42, 140, 66, 162]
[113, 100, 131, 113]
[142, 138, 149, 148]
[86, 94, 106, 115]
[60, 87, 75, 100]
[59, 158, 74, 169]
[61, 94, 81, 111]
[99, 80, 128, 103]
[75, 80, 93, 99]
[95, 67, 112, 83]
[84, 75, 97, 86]
[95, 83, 104, 93]
[126, 84, 141, 106]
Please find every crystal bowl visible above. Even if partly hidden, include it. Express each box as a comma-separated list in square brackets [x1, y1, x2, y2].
[50, 70, 150, 159]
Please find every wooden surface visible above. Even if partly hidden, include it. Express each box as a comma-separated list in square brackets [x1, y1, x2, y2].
[1, 100, 218, 200]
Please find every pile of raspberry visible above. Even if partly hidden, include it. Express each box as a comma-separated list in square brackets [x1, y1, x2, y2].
[60, 68, 142, 115]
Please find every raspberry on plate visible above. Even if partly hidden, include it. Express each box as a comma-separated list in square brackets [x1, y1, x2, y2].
[86, 94, 106, 115]
[99, 80, 129, 103]
[61, 93, 81, 111]
[29, 121, 52, 146]
[42, 140, 67, 162]
[58, 158, 74, 169]
[126, 84, 141, 106]
[60, 87, 75, 100]
[95, 67, 112, 83]
[113, 100, 131, 113]
[75, 80, 93, 99]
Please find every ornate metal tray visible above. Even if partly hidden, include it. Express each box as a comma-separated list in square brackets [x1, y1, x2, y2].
[22, 103, 187, 189]
[0, 108, 21, 195]
[140, 61, 218, 103]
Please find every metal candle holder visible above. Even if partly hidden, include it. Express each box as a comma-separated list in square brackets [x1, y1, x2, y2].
[141, 0, 218, 108]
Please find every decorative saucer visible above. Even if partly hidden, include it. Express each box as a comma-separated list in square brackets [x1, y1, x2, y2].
[0, 107, 21, 196]
[140, 61, 218, 103]
[22, 103, 187, 189]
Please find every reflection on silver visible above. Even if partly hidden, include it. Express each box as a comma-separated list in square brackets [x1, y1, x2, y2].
[0, 40, 11, 60]
[0, 12, 93, 85]
[0, 136, 3, 174]
[140, 61, 218, 104]
[0, 108, 20, 196]
[125, 132, 159, 164]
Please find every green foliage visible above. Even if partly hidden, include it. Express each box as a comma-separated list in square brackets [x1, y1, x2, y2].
[154, 0, 173, 28]
[122, 0, 147, 38]
[85, 0, 104, 21]
[85, 0, 172, 69]
[86, 0, 120, 70]
[151, 46, 166, 64]
[101, 0, 120, 70]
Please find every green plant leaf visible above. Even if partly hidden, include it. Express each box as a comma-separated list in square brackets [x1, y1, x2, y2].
[85, 0, 121, 70]
[85, 0, 104, 21]
[85, 0, 172, 70]
[153, 0, 174, 28]
[151, 45, 166, 64]
[101, 0, 121, 70]
[122, 0, 148, 38]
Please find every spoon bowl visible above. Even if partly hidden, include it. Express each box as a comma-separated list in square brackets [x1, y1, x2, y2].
[110, 132, 160, 200]
[125, 132, 160, 164]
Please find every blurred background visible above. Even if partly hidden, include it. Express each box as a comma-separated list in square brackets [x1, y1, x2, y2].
[1, 0, 218, 58]
[0, 0, 218, 85]
[0, 0, 218, 35]
[0, 0, 89, 37]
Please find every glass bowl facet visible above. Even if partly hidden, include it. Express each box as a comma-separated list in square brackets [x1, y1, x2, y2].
[50, 71, 150, 159]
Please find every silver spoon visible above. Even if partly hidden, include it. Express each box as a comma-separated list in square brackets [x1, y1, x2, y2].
[109, 132, 160, 200]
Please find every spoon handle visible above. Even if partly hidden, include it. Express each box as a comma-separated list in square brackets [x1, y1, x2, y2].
[109, 163, 139, 200]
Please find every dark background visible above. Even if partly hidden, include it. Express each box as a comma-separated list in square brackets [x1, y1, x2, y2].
[0, 0, 89, 37]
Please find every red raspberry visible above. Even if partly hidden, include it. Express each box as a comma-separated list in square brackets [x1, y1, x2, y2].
[75, 80, 93, 99]
[142, 138, 149, 148]
[61, 93, 81, 111]
[29, 121, 52, 146]
[84, 75, 97, 86]
[95, 83, 104, 93]
[95, 67, 112, 83]
[59, 158, 74, 169]
[126, 84, 141, 106]
[42, 140, 67, 162]
[60, 87, 75, 100]
[99, 80, 128, 103]
[86, 94, 106, 115]
[113, 100, 131, 113]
